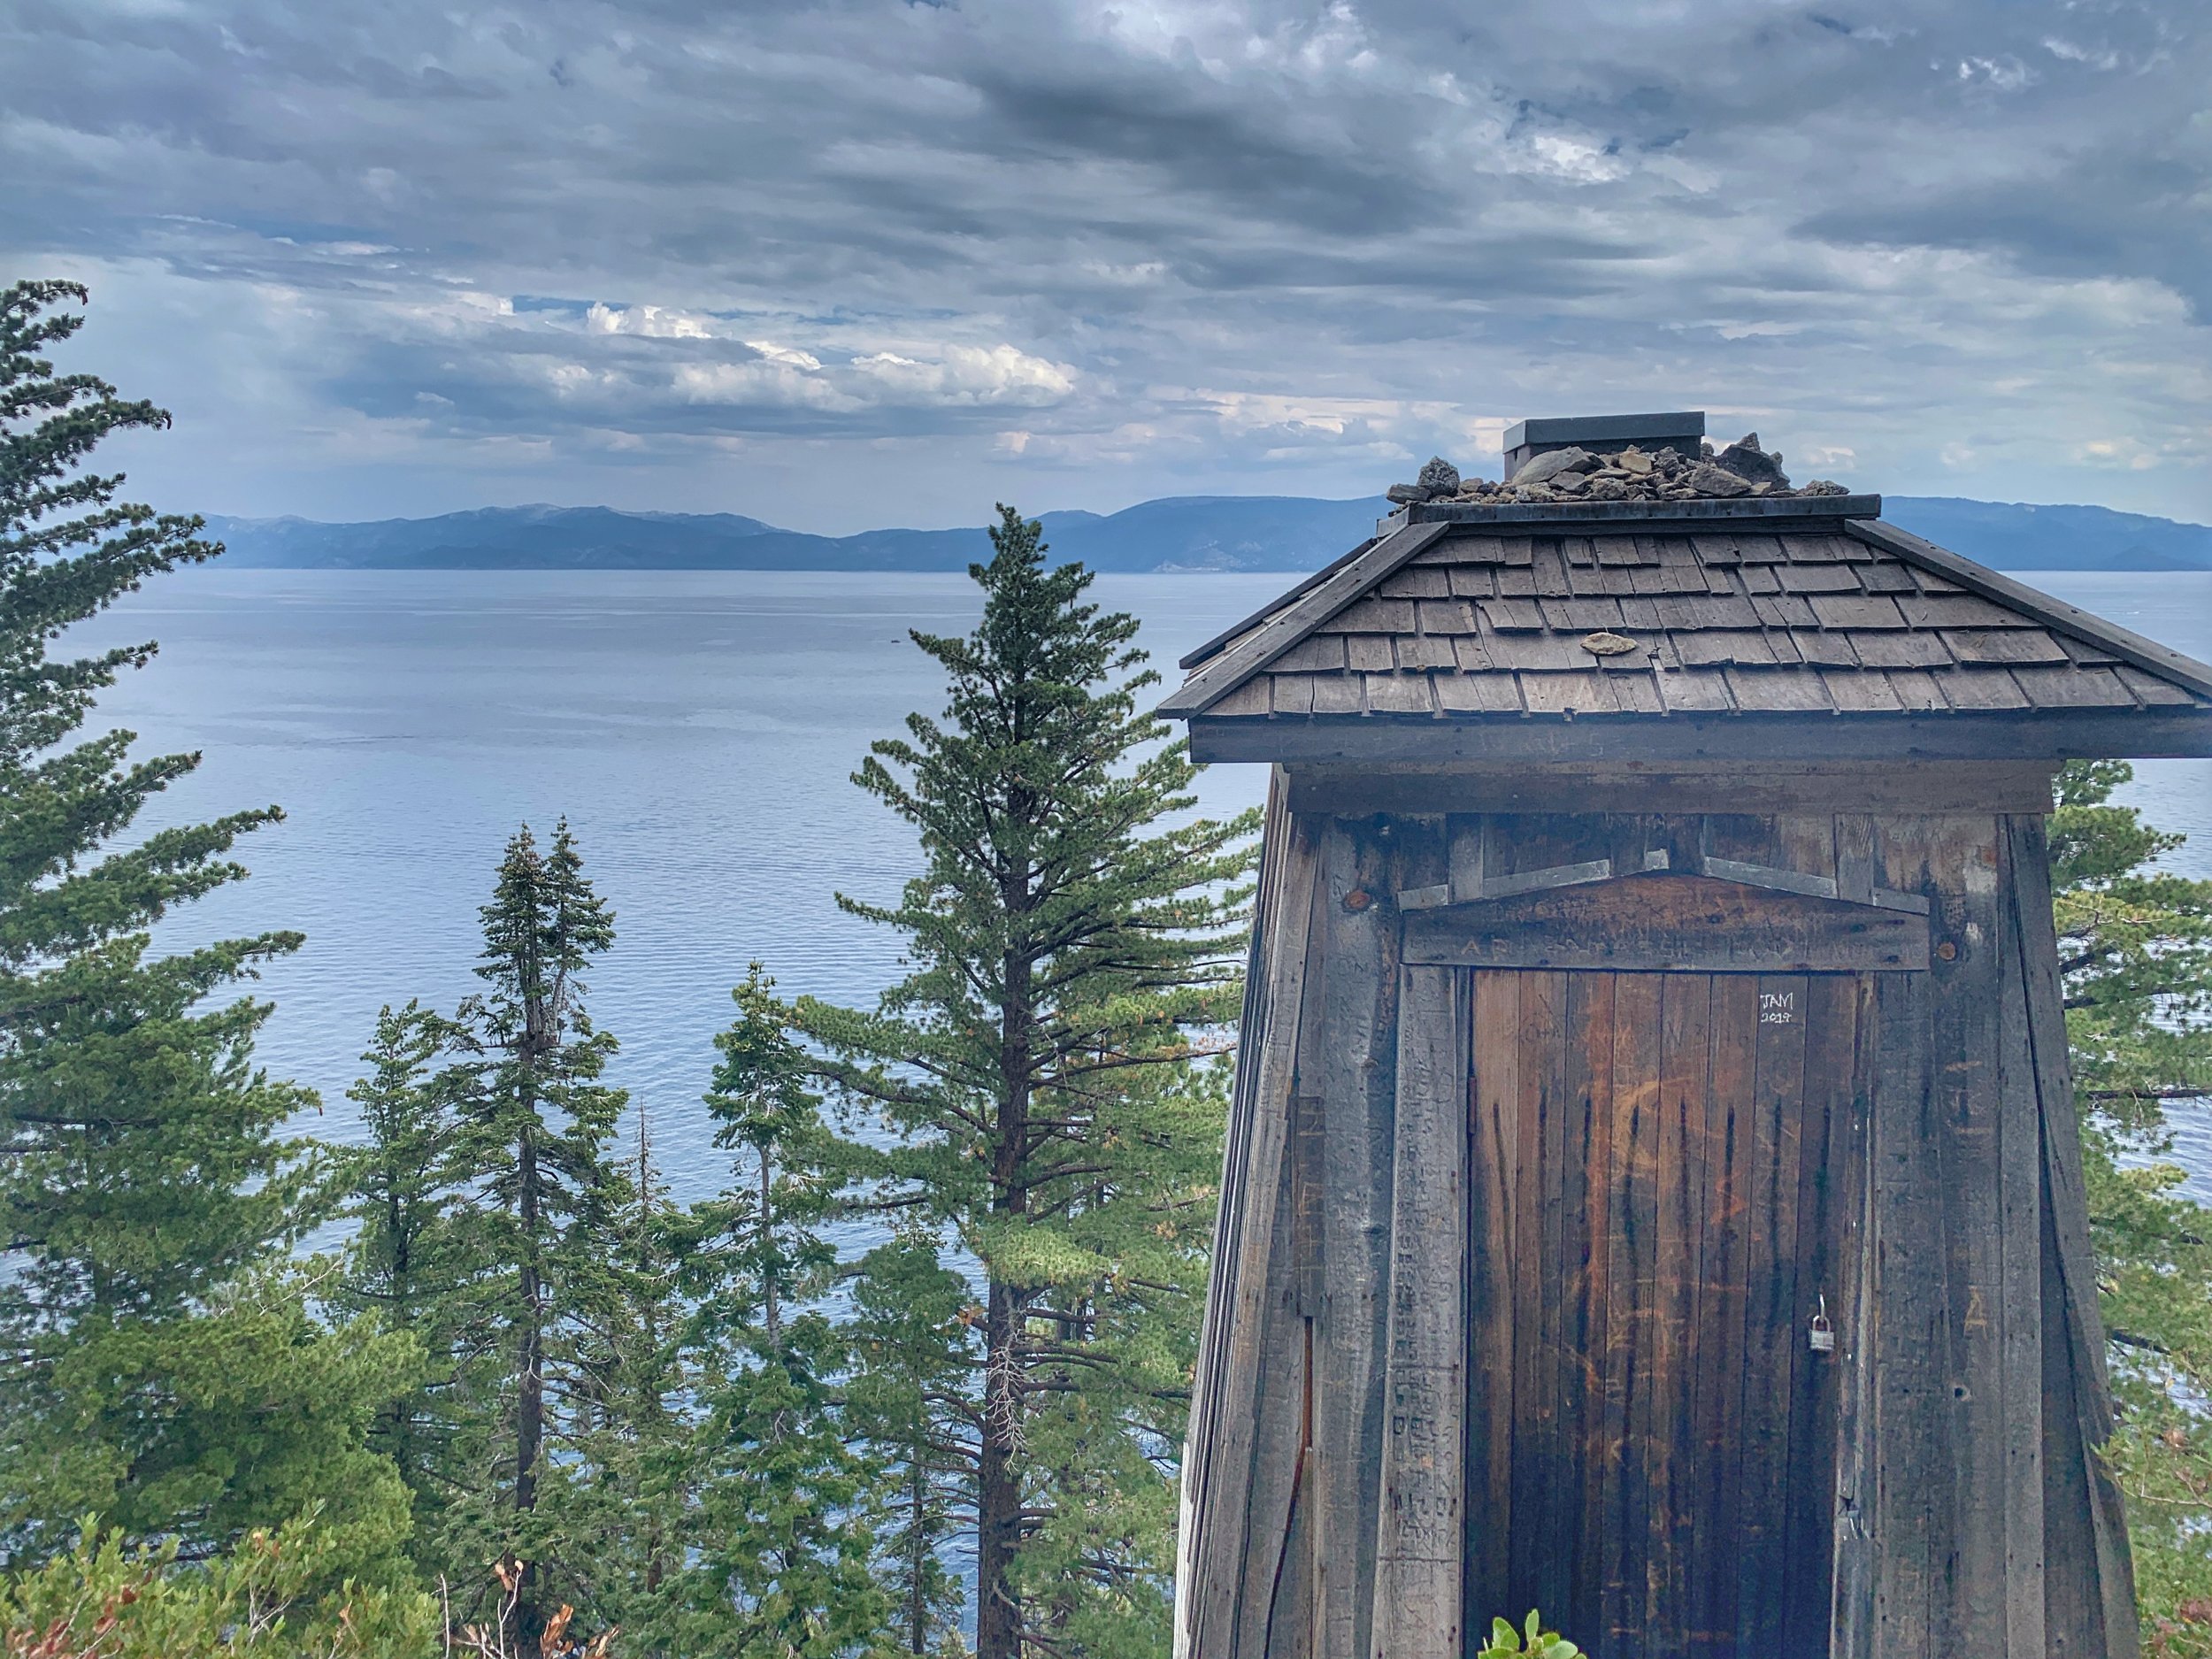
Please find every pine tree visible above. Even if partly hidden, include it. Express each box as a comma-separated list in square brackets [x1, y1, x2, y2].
[842, 1235, 972, 1654]
[2042, 761, 2212, 1653]
[535, 1097, 694, 1654]
[437, 820, 629, 1654]
[0, 1510, 440, 1659]
[696, 967, 844, 1356]
[793, 506, 1256, 1658]
[642, 965, 893, 1657]
[338, 1002, 467, 1545]
[0, 279, 415, 1575]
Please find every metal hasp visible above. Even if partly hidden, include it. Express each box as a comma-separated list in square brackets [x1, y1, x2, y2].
[1165, 465, 2203, 1659]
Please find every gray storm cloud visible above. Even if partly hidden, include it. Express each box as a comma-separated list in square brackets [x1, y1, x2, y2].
[2, 0, 2206, 530]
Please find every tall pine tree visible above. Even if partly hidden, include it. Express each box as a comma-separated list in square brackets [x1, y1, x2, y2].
[337, 1002, 468, 1550]
[795, 506, 1255, 1658]
[653, 965, 893, 1656]
[0, 279, 414, 1577]
[534, 1094, 695, 1654]
[2041, 761, 2212, 1652]
[842, 1233, 972, 1655]
[436, 820, 629, 1654]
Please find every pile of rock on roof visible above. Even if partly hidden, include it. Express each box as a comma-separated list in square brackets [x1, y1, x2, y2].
[1386, 433, 1850, 507]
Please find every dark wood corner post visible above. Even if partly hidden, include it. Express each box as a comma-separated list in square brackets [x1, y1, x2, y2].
[1175, 764, 2139, 1659]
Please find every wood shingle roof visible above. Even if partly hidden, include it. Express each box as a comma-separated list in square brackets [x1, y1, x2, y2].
[1159, 500, 2212, 764]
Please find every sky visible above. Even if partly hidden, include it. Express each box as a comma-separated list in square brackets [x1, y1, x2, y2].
[5, 0, 2209, 536]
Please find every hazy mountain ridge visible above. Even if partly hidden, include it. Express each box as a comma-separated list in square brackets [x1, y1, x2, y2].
[205, 494, 2212, 574]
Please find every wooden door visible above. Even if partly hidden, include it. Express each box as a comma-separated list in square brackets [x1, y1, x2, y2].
[1465, 969, 1867, 1659]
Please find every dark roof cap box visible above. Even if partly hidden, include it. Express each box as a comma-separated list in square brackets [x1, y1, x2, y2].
[1503, 411, 1706, 476]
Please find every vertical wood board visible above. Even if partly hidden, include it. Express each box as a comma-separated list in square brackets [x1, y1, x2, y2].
[1371, 965, 1469, 1656]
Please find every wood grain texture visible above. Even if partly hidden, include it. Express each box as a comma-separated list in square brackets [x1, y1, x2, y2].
[1284, 763, 2062, 818]
[2039, 1181, 2112, 1659]
[1927, 818, 2009, 1657]
[1187, 706, 2212, 766]
[1183, 795, 2136, 1659]
[2005, 814, 2141, 1658]
[1471, 969, 1852, 1656]
[1783, 975, 1860, 1656]
[1307, 818, 1404, 1659]
[1292, 1093, 1325, 1320]
[1237, 1152, 1318, 1650]
[1533, 971, 1576, 1627]
[1845, 518, 2212, 699]
[1650, 974, 1709, 1655]
[1466, 970, 1520, 1627]
[1830, 978, 1881, 1659]
[1870, 965, 1951, 1659]
[1736, 976, 1809, 1653]
[1404, 873, 1931, 972]
[1992, 832, 2049, 1659]
[1605, 973, 1663, 1652]
[1179, 772, 1317, 1658]
[1158, 520, 1450, 715]
[1371, 966, 1469, 1657]
[1567, 971, 1618, 1647]
[1688, 974, 1755, 1657]
[1504, 973, 1575, 1628]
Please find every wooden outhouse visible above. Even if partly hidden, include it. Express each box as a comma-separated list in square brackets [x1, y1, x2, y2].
[1161, 427, 2212, 1659]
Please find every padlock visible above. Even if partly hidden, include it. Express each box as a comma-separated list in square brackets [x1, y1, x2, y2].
[1809, 1293, 1836, 1355]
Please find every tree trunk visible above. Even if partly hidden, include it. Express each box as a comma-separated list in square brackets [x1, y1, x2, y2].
[382, 1188, 415, 1484]
[761, 1148, 780, 1352]
[978, 1276, 1024, 1659]
[514, 1125, 544, 1659]
[910, 1458, 929, 1654]
[977, 939, 1034, 1659]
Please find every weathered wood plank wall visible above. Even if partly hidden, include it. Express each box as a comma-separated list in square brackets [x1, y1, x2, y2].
[1173, 793, 2138, 1659]
[2008, 815, 2139, 1657]
[1371, 963, 1468, 1652]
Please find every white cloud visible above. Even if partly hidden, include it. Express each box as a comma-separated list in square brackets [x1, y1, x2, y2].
[2042, 36, 2121, 70]
[670, 359, 858, 411]
[849, 345, 1076, 407]
[667, 339, 1076, 413]
[1954, 54, 2037, 90]
[4, 0, 2208, 530]
[588, 303, 718, 339]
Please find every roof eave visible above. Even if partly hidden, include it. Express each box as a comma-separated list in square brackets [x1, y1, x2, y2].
[1844, 518, 2212, 701]
[1154, 520, 1450, 718]
[1186, 707, 2212, 766]
[1155, 503, 2212, 732]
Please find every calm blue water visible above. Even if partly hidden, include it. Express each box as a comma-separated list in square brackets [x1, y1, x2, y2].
[75, 569, 2212, 1203]
[78, 572, 1280, 1206]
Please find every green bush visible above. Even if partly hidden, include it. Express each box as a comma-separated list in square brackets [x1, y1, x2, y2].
[0, 1512, 438, 1659]
[1477, 1609, 1581, 1656]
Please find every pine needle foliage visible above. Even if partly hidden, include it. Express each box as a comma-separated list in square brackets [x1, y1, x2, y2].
[793, 506, 1256, 1659]
[631, 965, 891, 1658]
[335, 1002, 471, 1545]
[0, 280, 413, 1577]
[0, 1510, 439, 1659]
[2044, 761, 2212, 1655]
[841, 1234, 972, 1654]
[434, 822, 632, 1653]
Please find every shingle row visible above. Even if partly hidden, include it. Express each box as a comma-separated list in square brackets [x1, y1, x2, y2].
[1201, 526, 2208, 721]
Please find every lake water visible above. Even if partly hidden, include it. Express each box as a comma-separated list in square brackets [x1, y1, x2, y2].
[80, 570, 2212, 1204]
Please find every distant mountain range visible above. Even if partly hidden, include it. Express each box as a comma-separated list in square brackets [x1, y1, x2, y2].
[204, 494, 2212, 575]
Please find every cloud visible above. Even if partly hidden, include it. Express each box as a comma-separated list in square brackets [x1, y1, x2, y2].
[1, 0, 2207, 530]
